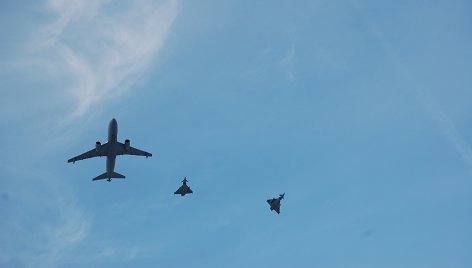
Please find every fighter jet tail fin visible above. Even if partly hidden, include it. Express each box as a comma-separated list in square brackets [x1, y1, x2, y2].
[92, 172, 126, 181]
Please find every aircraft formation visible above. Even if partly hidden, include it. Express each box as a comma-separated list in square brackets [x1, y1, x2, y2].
[68, 118, 285, 214]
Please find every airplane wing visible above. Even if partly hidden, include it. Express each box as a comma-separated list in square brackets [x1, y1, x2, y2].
[274, 207, 280, 214]
[174, 186, 184, 195]
[117, 143, 152, 157]
[68, 143, 110, 163]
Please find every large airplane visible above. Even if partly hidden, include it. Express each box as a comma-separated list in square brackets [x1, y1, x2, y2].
[68, 118, 152, 181]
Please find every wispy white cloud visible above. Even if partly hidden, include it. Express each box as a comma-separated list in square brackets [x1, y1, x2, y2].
[34, 202, 91, 268]
[0, 1, 181, 267]
[413, 81, 472, 167]
[0, 165, 91, 268]
[0, 160, 151, 268]
[279, 41, 297, 81]
[34, 0, 180, 117]
[377, 34, 472, 169]
[350, 0, 472, 170]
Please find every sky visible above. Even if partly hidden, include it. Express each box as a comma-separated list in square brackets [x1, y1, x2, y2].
[1, 0, 472, 267]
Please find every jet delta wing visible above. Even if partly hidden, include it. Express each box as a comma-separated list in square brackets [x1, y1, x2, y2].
[267, 193, 285, 214]
[273, 205, 281, 214]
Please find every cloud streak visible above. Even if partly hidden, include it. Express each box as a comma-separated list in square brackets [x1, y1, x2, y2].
[376, 31, 472, 169]
[0, 165, 91, 268]
[350, 0, 472, 170]
[279, 41, 297, 81]
[35, 0, 180, 117]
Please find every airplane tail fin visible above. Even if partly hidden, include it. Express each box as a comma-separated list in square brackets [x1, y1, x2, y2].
[92, 172, 126, 181]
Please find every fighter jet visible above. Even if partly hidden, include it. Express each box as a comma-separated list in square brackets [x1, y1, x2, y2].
[68, 118, 152, 181]
[267, 193, 285, 214]
[174, 177, 193, 196]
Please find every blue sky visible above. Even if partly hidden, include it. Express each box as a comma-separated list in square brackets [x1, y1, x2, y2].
[1, 0, 472, 267]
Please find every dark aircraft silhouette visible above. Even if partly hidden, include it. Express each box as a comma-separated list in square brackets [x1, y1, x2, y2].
[267, 193, 285, 214]
[174, 177, 193, 196]
[68, 118, 152, 181]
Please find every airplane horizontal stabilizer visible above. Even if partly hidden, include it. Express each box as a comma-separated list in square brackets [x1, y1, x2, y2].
[92, 172, 126, 181]
[110, 172, 125, 179]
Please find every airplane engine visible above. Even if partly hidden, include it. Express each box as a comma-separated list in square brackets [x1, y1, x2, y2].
[95, 141, 101, 152]
[124, 139, 130, 151]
